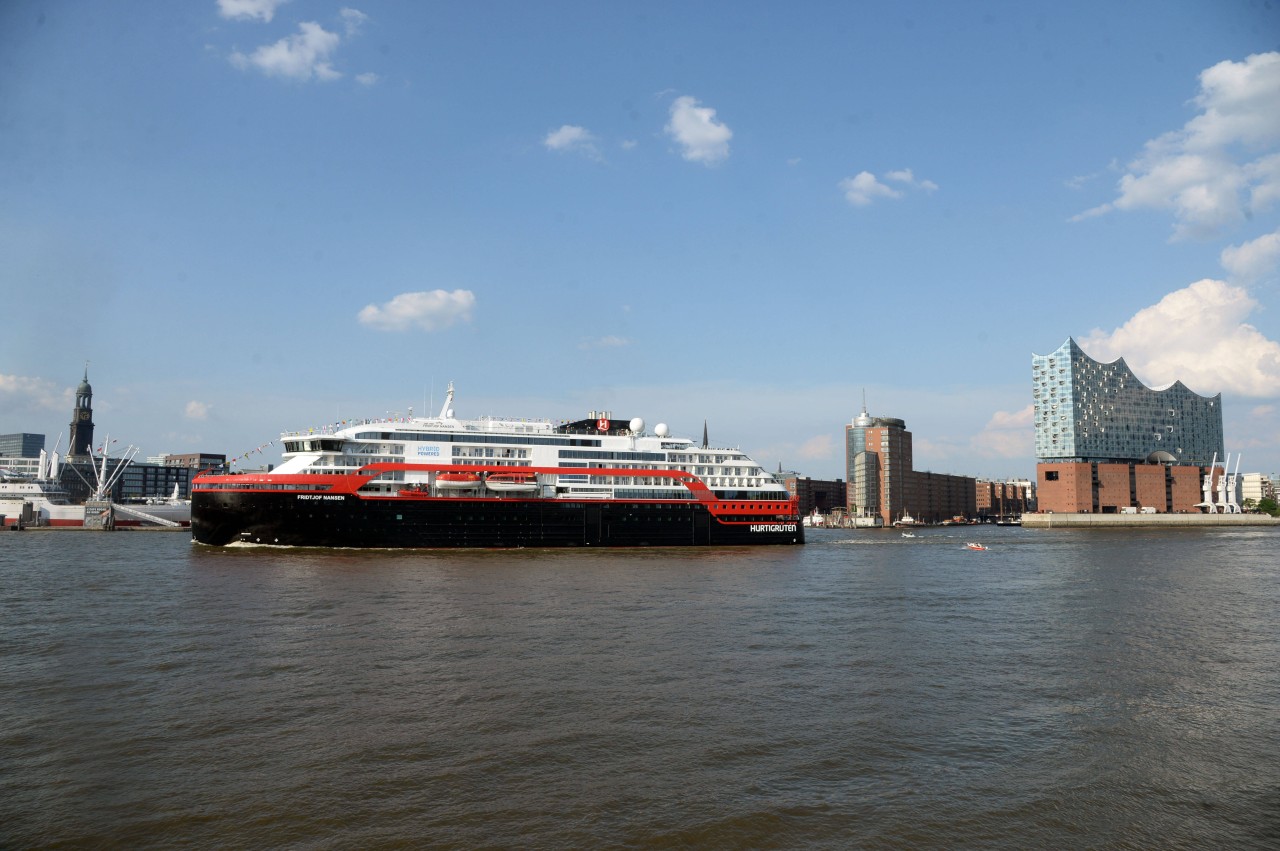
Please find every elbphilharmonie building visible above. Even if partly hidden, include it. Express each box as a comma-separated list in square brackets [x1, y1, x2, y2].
[1032, 338, 1224, 466]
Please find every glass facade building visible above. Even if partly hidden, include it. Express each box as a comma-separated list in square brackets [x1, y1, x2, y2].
[0, 433, 45, 459]
[845, 409, 912, 525]
[1032, 338, 1223, 465]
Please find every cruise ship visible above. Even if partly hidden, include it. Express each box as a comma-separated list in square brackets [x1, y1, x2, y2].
[191, 384, 803, 548]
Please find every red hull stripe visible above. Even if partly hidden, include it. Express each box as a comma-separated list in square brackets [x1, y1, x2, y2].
[194, 462, 799, 518]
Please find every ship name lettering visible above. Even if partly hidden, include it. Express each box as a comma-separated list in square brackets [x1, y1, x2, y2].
[750, 523, 797, 533]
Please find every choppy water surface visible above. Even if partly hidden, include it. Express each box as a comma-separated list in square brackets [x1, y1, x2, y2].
[2, 526, 1278, 848]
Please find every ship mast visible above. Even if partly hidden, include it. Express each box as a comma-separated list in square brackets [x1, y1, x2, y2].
[437, 381, 455, 419]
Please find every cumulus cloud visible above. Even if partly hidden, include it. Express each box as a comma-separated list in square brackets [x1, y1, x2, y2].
[0, 374, 67, 412]
[1221, 227, 1280, 284]
[1080, 278, 1280, 397]
[230, 21, 342, 81]
[1072, 51, 1280, 239]
[217, 0, 288, 22]
[544, 125, 602, 160]
[358, 289, 476, 332]
[185, 400, 211, 420]
[970, 404, 1035, 459]
[665, 96, 732, 165]
[840, 172, 899, 206]
[839, 168, 937, 206]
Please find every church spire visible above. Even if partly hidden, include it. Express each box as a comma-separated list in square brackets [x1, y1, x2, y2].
[69, 364, 95, 458]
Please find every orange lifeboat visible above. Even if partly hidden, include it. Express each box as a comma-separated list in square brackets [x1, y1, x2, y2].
[435, 472, 482, 490]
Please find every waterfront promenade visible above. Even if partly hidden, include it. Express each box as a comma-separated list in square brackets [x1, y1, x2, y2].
[1022, 512, 1280, 528]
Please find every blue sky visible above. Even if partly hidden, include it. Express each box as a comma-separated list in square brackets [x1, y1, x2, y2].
[3, 0, 1279, 480]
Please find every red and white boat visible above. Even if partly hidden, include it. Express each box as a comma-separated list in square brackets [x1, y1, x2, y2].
[192, 383, 803, 548]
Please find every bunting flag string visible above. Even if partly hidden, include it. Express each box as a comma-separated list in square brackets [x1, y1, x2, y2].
[227, 440, 278, 467]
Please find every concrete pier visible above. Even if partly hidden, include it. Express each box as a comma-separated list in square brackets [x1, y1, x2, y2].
[1022, 513, 1280, 528]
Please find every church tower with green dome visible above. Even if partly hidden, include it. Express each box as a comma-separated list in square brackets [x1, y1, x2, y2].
[68, 365, 95, 458]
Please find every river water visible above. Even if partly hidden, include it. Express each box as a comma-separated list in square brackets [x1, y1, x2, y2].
[2, 526, 1277, 848]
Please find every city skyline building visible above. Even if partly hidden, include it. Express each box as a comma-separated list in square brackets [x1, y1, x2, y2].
[845, 405, 913, 526]
[1034, 338, 1226, 514]
[0, 433, 45, 459]
[1032, 338, 1223, 466]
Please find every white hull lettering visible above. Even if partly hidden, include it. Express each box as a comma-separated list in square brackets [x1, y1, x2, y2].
[750, 523, 797, 533]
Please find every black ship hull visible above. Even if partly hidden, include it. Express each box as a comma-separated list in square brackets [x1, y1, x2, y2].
[192, 492, 804, 548]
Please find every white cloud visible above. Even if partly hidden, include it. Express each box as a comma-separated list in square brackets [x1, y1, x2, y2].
[185, 400, 211, 420]
[840, 168, 937, 206]
[230, 21, 342, 81]
[884, 168, 939, 192]
[339, 7, 367, 36]
[0, 374, 67, 412]
[1080, 278, 1280, 397]
[544, 125, 601, 160]
[578, 335, 630, 350]
[840, 171, 899, 206]
[358, 289, 476, 332]
[1221, 227, 1280, 284]
[217, 0, 287, 23]
[665, 96, 732, 166]
[970, 404, 1034, 459]
[355, 72, 379, 86]
[1073, 51, 1280, 239]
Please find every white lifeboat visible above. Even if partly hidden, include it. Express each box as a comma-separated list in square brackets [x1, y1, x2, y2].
[485, 471, 538, 493]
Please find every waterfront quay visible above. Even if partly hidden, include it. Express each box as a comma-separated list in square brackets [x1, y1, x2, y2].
[1022, 512, 1280, 528]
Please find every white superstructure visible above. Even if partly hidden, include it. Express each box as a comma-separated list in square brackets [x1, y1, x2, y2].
[272, 383, 790, 502]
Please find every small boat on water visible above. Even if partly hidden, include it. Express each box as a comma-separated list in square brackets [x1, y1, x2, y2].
[965, 542, 989, 551]
[892, 510, 919, 528]
[901, 531, 917, 538]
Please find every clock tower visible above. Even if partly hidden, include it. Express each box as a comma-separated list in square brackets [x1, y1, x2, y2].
[68, 365, 95, 458]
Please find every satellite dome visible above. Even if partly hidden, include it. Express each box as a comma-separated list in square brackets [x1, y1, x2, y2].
[654, 423, 669, 437]
[629, 417, 644, 433]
